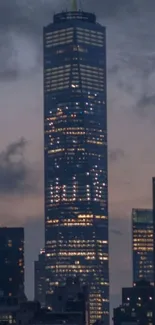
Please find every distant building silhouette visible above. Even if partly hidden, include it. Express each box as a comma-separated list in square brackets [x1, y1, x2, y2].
[0, 227, 24, 297]
[46, 276, 89, 325]
[0, 277, 88, 325]
[34, 249, 45, 307]
[0, 294, 27, 325]
[113, 280, 154, 325]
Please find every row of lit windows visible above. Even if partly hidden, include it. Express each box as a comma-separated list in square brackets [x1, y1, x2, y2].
[46, 217, 107, 226]
[46, 239, 107, 244]
[76, 27, 103, 37]
[45, 85, 104, 92]
[46, 27, 103, 38]
[47, 135, 105, 142]
[45, 30, 103, 47]
[46, 251, 108, 257]
[46, 264, 103, 271]
[45, 125, 104, 136]
[48, 187, 105, 193]
[45, 82, 104, 92]
[45, 29, 74, 47]
[133, 247, 153, 251]
[46, 38, 73, 47]
[46, 28, 73, 37]
[45, 65, 71, 72]
[45, 64, 103, 75]
[133, 229, 153, 233]
[77, 31, 103, 41]
[45, 77, 104, 85]
[46, 33, 73, 41]
[133, 238, 153, 242]
[77, 36, 103, 47]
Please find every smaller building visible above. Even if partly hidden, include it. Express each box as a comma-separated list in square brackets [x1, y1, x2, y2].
[31, 309, 85, 325]
[132, 209, 154, 285]
[0, 227, 24, 297]
[34, 249, 45, 307]
[46, 277, 89, 325]
[113, 280, 154, 325]
[0, 293, 27, 325]
[16, 301, 40, 325]
[0, 277, 89, 325]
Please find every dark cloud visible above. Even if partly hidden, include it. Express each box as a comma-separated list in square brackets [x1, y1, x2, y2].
[0, 0, 139, 37]
[135, 93, 155, 118]
[109, 149, 126, 163]
[0, 0, 152, 37]
[108, 64, 119, 75]
[117, 80, 134, 94]
[110, 229, 122, 236]
[0, 138, 38, 194]
[0, 0, 154, 81]
[0, 69, 19, 81]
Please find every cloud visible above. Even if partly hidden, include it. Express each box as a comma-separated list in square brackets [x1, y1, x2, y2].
[0, 0, 154, 83]
[135, 93, 155, 118]
[109, 149, 126, 163]
[0, 138, 38, 194]
[110, 229, 122, 236]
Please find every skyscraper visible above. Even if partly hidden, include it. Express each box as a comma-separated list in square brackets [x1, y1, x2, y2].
[152, 177, 155, 286]
[44, 7, 109, 324]
[0, 227, 24, 296]
[132, 209, 154, 285]
[34, 249, 45, 306]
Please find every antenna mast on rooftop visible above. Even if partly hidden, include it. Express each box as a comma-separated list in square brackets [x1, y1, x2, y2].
[71, 0, 78, 11]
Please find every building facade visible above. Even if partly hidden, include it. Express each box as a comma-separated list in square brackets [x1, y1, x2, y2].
[132, 209, 153, 285]
[152, 177, 155, 288]
[113, 280, 154, 325]
[34, 249, 45, 306]
[47, 277, 88, 325]
[44, 9, 109, 324]
[0, 227, 24, 296]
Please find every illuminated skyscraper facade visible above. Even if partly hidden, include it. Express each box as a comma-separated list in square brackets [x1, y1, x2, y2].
[152, 177, 155, 287]
[44, 10, 109, 324]
[132, 209, 154, 285]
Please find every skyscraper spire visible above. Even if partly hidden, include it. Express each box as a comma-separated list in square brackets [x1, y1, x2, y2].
[72, 0, 77, 11]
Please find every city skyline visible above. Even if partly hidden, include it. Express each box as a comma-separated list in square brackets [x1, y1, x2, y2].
[0, 0, 154, 316]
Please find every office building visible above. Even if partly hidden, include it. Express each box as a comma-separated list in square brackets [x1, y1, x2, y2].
[132, 209, 154, 285]
[34, 249, 45, 306]
[43, 5, 109, 324]
[18, 278, 88, 325]
[0, 227, 24, 296]
[113, 280, 154, 325]
[47, 277, 88, 325]
[152, 177, 155, 287]
[48, 277, 88, 315]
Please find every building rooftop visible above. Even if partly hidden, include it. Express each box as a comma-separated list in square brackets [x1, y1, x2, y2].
[53, 11, 96, 24]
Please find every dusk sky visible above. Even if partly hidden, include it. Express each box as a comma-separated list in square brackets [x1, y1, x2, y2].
[0, 0, 155, 316]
